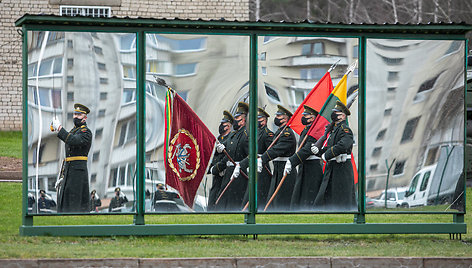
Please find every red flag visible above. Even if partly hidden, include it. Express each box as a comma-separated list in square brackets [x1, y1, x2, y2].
[287, 72, 333, 135]
[164, 93, 216, 208]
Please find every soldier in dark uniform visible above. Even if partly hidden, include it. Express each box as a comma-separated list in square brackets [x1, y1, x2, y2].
[240, 107, 274, 209]
[258, 105, 297, 211]
[207, 111, 233, 211]
[51, 103, 92, 213]
[109, 187, 129, 212]
[313, 101, 357, 210]
[37, 189, 56, 213]
[287, 105, 324, 210]
[89, 189, 102, 212]
[212, 102, 249, 210]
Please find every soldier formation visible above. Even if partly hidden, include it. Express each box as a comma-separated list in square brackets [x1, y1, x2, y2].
[208, 101, 357, 211]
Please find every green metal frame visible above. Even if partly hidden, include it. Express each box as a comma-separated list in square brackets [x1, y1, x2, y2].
[16, 15, 471, 236]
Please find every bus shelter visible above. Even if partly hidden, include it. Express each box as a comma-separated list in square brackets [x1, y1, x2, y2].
[15, 14, 471, 236]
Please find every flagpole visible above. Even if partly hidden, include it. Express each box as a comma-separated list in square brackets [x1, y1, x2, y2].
[264, 60, 358, 211]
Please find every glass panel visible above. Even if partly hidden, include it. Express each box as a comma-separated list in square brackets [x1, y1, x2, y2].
[27, 31, 137, 214]
[366, 39, 465, 212]
[145, 33, 250, 213]
[257, 36, 359, 212]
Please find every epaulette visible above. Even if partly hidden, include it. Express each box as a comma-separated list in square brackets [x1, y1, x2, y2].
[244, 129, 248, 136]
[268, 132, 274, 137]
[283, 130, 291, 136]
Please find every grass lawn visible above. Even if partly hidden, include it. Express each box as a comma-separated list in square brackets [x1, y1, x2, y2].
[1, 131, 471, 258]
[0, 131, 21, 159]
[0, 182, 471, 259]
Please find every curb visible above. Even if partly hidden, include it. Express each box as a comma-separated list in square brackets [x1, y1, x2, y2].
[1, 257, 472, 267]
[0, 170, 21, 181]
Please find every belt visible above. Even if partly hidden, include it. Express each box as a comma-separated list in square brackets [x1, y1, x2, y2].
[329, 154, 351, 162]
[306, 155, 321, 160]
[273, 157, 289, 162]
[65, 156, 88, 161]
[226, 161, 239, 167]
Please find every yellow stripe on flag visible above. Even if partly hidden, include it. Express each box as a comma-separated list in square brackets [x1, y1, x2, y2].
[332, 74, 347, 105]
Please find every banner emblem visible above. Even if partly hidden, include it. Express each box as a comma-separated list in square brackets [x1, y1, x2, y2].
[167, 129, 201, 181]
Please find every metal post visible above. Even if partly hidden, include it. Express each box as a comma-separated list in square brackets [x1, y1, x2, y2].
[21, 26, 33, 228]
[134, 31, 145, 225]
[245, 33, 258, 224]
[384, 158, 396, 209]
[356, 36, 366, 224]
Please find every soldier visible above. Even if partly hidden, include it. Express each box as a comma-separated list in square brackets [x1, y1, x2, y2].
[258, 105, 297, 210]
[313, 101, 357, 210]
[89, 189, 102, 212]
[207, 110, 234, 211]
[212, 102, 249, 210]
[109, 187, 129, 212]
[51, 103, 92, 212]
[286, 105, 324, 210]
[37, 189, 56, 213]
[240, 107, 274, 208]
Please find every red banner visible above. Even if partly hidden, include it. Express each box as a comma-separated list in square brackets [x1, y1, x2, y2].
[165, 93, 216, 208]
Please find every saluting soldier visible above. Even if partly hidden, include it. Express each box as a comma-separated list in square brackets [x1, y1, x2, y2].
[240, 107, 274, 208]
[286, 105, 323, 210]
[212, 102, 249, 210]
[258, 105, 297, 210]
[207, 110, 234, 211]
[313, 101, 357, 210]
[109, 187, 129, 212]
[51, 103, 92, 212]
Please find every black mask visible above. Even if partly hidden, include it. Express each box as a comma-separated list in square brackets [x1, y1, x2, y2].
[218, 123, 227, 135]
[274, 117, 283, 127]
[258, 120, 264, 129]
[74, 117, 84, 127]
[233, 119, 242, 131]
[301, 117, 311, 125]
[330, 112, 339, 122]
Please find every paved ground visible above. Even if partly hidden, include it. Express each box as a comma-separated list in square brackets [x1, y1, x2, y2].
[0, 156, 21, 181]
[1, 257, 472, 267]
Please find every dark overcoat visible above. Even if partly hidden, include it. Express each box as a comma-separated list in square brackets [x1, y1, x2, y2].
[289, 125, 323, 210]
[207, 133, 230, 211]
[314, 120, 357, 210]
[57, 124, 92, 213]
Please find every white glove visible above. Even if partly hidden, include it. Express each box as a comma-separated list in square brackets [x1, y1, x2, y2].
[342, 154, 348, 162]
[311, 144, 319, 155]
[216, 143, 225, 153]
[232, 163, 240, 178]
[283, 160, 292, 175]
[219, 171, 225, 176]
[55, 178, 63, 189]
[51, 117, 61, 132]
[321, 153, 326, 162]
[257, 157, 262, 173]
[336, 155, 342, 163]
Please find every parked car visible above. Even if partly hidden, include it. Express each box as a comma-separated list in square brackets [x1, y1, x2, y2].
[401, 165, 436, 208]
[373, 187, 408, 208]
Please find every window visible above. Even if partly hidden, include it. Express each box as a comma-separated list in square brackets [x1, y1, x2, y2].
[300, 68, 326, 80]
[122, 88, 136, 104]
[353, 45, 358, 58]
[93, 152, 100, 162]
[419, 171, 431, 191]
[372, 147, 382, 157]
[100, 92, 107, 100]
[425, 147, 438, 166]
[27, 86, 62, 108]
[98, 109, 106, 117]
[259, 52, 266, 61]
[95, 128, 103, 138]
[98, 63, 106, 70]
[91, 174, 97, 183]
[93, 46, 103, 55]
[127, 120, 136, 143]
[117, 119, 137, 147]
[263, 36, 276, 43]
[387, 72, 399, 81]
[67, 76, 74, 83]
[67, 58, 73, 68]
[401, 116, 421, 143]
[370, 164, 378, 171]
[261, 67, 267, 75]
[60, 5, 111, 17]
[393, 160, 406, 176]
[381, 56, 403, 65]
[36, 57, 63, 77]
[67, 92, 74, 101]
[99, 77, 108, 84]
[174, 63, 197, 76]
[152, 35, 207, 52]
[109, 168, 118, 188]
[417, 75, 439, 94]
[376, 129, 386, 140]
[301, 42, 324, 56]
[123, 65, 136, 79]
[264, 84, 281, 103]
[387, 87, 396, 92]
[405, 174, 420, 197]
[120, 34, 136, 51]
[384, 108, 392, 116]
[28, 63, 37, 77]
[67, 40, 73, 48]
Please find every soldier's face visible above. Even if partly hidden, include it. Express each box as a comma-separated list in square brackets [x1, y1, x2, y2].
[302, 114, 314, 124]
[336, 112, 346, 121]
[235, 115, 246, 126]
[258, 117, 267, 128]
[73, 113, 87, 122]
